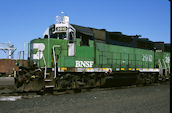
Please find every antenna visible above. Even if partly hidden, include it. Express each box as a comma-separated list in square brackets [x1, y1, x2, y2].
[56, 15, 62, 23]
[61, 11, 65, 16]
[55, 12, 65, 23]
[56, 11, 69, 24]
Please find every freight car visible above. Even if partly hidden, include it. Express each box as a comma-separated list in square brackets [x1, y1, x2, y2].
[0, 59, 27, 77]
[15, 15, 170, 91]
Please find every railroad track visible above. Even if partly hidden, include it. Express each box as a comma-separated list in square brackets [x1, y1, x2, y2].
[0, 81, 169, 99]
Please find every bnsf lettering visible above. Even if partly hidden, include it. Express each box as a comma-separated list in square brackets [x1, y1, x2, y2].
[75, 61, 94, 67]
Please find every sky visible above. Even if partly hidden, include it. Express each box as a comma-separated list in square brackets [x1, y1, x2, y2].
[0, 0, 170, 59]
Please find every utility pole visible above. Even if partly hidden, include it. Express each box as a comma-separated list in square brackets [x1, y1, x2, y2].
[0, 43, 17, 59]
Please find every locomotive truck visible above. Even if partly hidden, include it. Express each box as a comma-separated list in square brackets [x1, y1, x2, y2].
[15, 15, 170, 92]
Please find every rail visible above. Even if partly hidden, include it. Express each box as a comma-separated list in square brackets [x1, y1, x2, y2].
[158, 59, 162, 69]
[167, 63, 170, 73]
[53, 45, 61, 78]
[162, 59, 167, 69]
[42, 51, 47, 79]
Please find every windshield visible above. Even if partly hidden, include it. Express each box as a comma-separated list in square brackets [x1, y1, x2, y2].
[50, 32, 66, 39]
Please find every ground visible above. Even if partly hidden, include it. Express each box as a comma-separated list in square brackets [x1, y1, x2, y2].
[0, 83, 170, 113]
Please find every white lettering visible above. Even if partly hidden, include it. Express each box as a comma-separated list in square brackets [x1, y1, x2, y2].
[142, 54, 152, 62]
[90, 61, 94, 67]
[32, 43, 45, 59]
[81, 61, 86, 67]
[75, 61, 81, 67]
[149, 55, 152, 62]
[75, 61, 94, 67]
[85, 61, 90, 67]
[165, 56, 170, 63]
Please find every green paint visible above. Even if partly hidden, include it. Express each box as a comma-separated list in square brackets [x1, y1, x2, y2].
[30, 38, 170, 71]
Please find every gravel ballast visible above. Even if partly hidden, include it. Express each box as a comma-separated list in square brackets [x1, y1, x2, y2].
[0, 83, 169, 113]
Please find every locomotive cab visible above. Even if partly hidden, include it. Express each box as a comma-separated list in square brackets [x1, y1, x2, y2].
[30, 15, 77, 66]
[43, 15, 76, 43]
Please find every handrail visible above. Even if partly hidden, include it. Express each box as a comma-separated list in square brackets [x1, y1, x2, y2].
[53, 45, 61, 78]
[42, 51, 47, 79]
[167, 63, 170, 73]
[158, 59, 162, 69]
[162, 59, 167, 69]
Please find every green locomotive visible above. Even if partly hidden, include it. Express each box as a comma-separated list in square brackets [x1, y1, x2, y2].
[16, 15, 170, 91]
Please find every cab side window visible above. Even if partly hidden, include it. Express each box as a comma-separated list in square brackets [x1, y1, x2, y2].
[80, 36, 89, 46]
[69, 32, 74, 43]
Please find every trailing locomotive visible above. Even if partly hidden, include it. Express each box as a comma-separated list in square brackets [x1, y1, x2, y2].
[15, 15, 170, 91]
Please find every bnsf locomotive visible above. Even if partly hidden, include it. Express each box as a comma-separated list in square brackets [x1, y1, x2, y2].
[16, 15, 170, 91]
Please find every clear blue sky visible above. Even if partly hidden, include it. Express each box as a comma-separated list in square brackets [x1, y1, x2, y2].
[0, 0, 170, 59]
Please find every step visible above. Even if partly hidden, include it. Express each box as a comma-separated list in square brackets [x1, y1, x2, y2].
[45, 85, 54, 88]
[44, 79, 52, 82]
[46, 73, 50, 75]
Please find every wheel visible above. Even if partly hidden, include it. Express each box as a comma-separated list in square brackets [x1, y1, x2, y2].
[145, 74, 151, 85]
[87, 79, 96, 88]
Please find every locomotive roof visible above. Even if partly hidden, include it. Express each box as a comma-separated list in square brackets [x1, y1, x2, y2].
[70, 24, 170, 51]
[71, 24, 94, 36]
[71, 24, 140, 39]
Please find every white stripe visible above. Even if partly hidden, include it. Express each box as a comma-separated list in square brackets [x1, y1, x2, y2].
[58, 67, 112, 72]
[139, 68, 159, 72]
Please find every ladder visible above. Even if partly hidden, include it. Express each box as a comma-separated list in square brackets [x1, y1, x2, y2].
[42, 52, 55, 89]
[42, 45, 61, 89]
